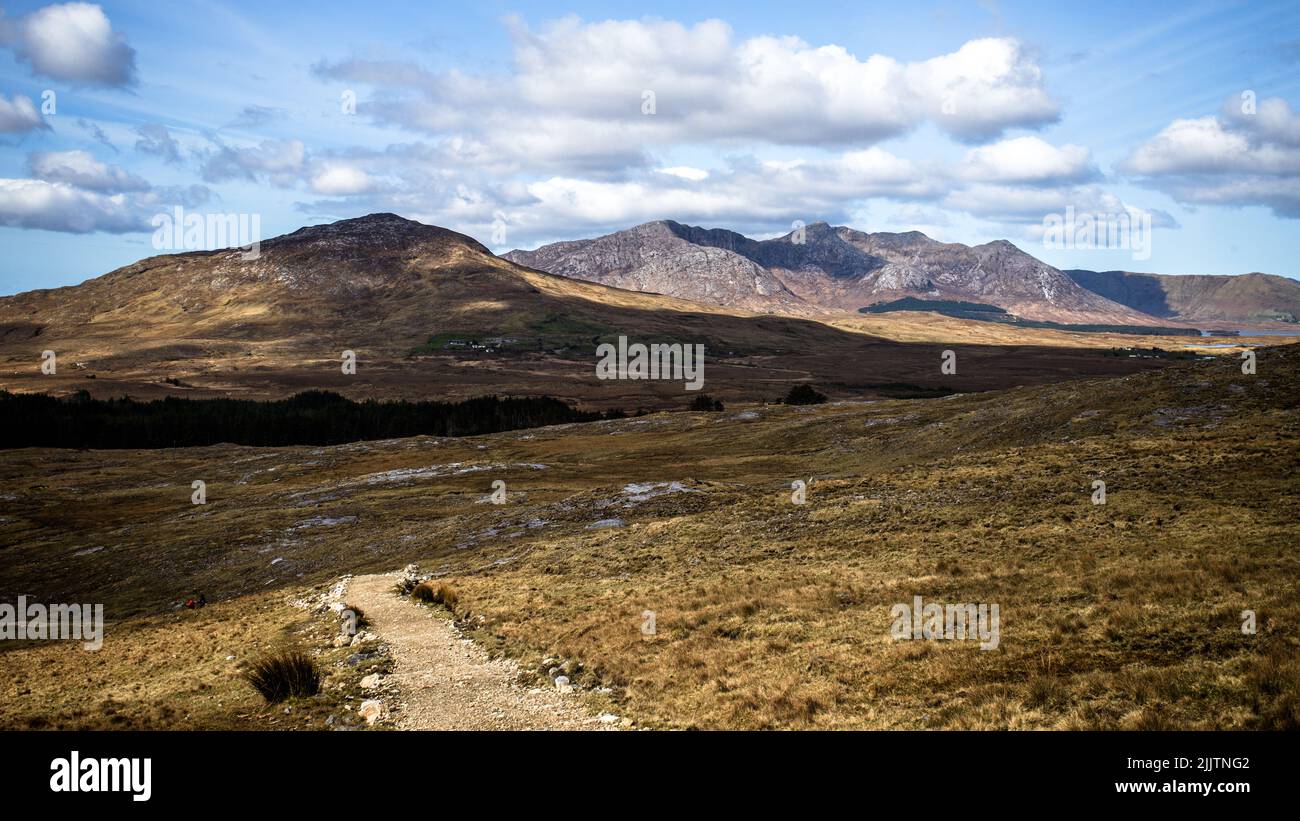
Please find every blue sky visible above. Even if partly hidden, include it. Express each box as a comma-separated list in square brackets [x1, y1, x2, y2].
[1, 0, 1298, 295]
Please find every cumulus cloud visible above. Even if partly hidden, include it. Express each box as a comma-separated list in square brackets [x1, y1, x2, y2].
[959, 136, 1096, 184]
[290, 127, 1148, 249]
[314, 19, 1058, 173]
[28, 150, 149, 192]
[1123, 96, 1300, 217]
[0, 179, 144, 232]
[0, 174, 208, 233]
[0, 93, 48, 134]
[1, 2, 137, 87]
[290, 140, 951, 247]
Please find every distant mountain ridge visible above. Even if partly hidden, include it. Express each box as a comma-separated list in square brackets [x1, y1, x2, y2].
[506, 221, 1166, 325]
[0, 212, 1190, 406]
[1065, 269, 1300, 325]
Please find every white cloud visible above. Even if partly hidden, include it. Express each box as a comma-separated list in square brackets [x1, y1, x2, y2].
[471, 148, 943, 240]
[28, 150, 149, 192]
[310, 163, 374, 195]
[959, 136, 1096, 184]
[1125, 117, 1265, 175]
[315, 20, 1058, 173]
[905, 38, 1059, 141]
[1, 2, 137, 87]
[0, 174, 208, 234]
[1123, 96, 1300, 217]
[1224, 95, 1300, 147]
[0, 178, 143, 232]
[0, 93, 48, 134]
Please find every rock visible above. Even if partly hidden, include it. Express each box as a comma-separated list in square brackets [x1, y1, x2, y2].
[395, 563, 421, 594]
[621, 717, 634, 727]
[360, 673, 382, 690]
[350, 631, 374, 647]
[358, 699, 386, 725]
[548, 666, 562, 679]
[598, 712, 620, 724]
[332, 635, 351, 648]
[554, 675, 573, 693]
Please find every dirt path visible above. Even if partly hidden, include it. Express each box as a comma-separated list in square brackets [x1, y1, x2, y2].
[345, 573, 613, 730]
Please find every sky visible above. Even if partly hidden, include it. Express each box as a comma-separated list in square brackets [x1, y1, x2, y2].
[1, 0, 1299, 295]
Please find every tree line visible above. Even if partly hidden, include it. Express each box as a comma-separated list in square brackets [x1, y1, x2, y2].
[0, 390, 615, 449]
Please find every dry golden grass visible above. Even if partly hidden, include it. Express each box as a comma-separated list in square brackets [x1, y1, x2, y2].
[411, 581, 459, 610]
[1, 344, 1296, 729]
[0, 590, 389, 730]
[828, 310, 1300, 352]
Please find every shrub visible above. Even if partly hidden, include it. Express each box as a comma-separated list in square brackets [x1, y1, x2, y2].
[412, 581, 460, 610]
[689, 394, 724, 412]
[242, 650, 320, 703]
[784, 384, 827, 405]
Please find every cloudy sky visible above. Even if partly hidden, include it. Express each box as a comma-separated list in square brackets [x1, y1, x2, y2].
[1, 0, 1298, 295]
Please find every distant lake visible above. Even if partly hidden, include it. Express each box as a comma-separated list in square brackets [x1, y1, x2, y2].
[1200, 328, 1300, 337]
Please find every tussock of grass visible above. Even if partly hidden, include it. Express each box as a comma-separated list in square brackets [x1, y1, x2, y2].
[242, 650, 321, 703]
[412, 581, 459, 610]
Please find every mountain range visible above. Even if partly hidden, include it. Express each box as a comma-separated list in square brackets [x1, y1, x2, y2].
[508, 221, 1300, 327]
[0, 213, 1168, 406]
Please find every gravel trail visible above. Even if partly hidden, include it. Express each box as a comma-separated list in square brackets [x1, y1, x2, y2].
[346, 573, 613, 730]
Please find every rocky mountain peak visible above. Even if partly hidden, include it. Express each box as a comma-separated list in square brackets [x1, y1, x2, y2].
[508, 219, 1165, 324]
